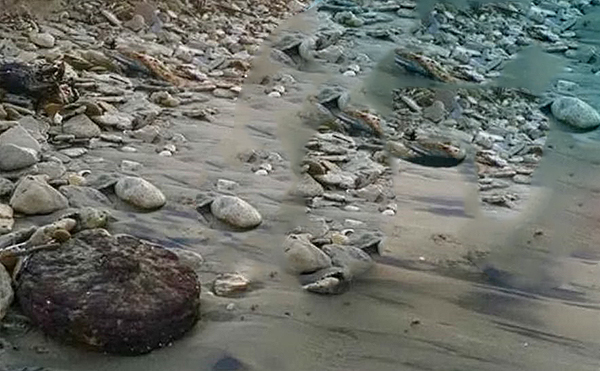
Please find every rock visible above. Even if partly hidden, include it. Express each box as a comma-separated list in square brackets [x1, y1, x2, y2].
[61, 207, 110, 231]
[0, 204, 14, 234]
[37, 161, 67, 180]
[132, 125, 160, 143]
[212, 273, 250, 297]
[551, 97, 600, 129]
[321, 244, 374, 278]
[292, 173, 324, 198]
[115, 176, 166, 210]
[299, 267, 348, 295]
[125, 14, 146, 31]
[59, 185, 111, 208]
[63, 114, 102, 138]
[216, 179, 239, 193]
[101, 9, 122, 26]
[0, 106, 6, 120]
[354, 183, 384, 202]
[0, 264, 13, 320]
[10, 175, 69, 215]
[210, 195, 262, 229]
[422, 101, 446, 123]
[91, 113, 133, 130]
[150, 91, 180, 107]
[29, 32, 55, 48]
[0, 144, 38, 171]
[212, 88, 238, 99]
[60, 147, 88, 158]
[283, 234, 332, 274]
[121, 160, 143, 173]
[0, 125, 41, 151]
[0, 177, 14, 198]
[15, 229, 201, 355]
[166, 249, 204, 271]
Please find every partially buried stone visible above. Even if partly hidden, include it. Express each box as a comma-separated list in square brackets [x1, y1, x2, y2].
[210, 195, 262, 229]
[0, 144, 38, 171]
[10, 175, 69, 215]
[115, 176, 166, 210]
[551, 97, 600, 130]
[212, 273, 250, 297]
[15, 229, 201, 354]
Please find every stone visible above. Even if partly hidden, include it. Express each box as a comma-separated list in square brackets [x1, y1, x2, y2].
[59, 185, 111, 208]
[132, 125, 160, 143]
[125, 14, 146, 31]
[150, 91, 180, 107]
[212, 273, 250, 297]
[62, 207, 110, 231]
[0, 204, 14, 234]
[63, 114, 102, 138]
[29, 32, 55, 48]
[551, 97, 600, 129]
[0, 177, 14, 198]
[0, 144, 38, 171]
[423, 101, 446, 123]
[0, 106, 6, 120]
[166, 248, 204, 272]
[216, 179, 239, 193]
[60, 147, 88, 158]
[292, 173, 324, 198]
[37, 161, 67, 180]
[283, 234, 332, 274]
[10, 175, 69, 215]
[91, 113, 133, 130]
[0, 264, 13, 320]
[121, 160, 143, 173]
[0, 125, 41, 151]
[212, 88, 238, 99]
[354, 183, 384, 202]
[115, 176, 166, 210]
[15, 229, 201, 355]
[210, 195, 262, 229]
[299, 267, 348, 295]
[321, 244, 374, 278]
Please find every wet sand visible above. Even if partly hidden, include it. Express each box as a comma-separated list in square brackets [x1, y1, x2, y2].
[4, 4, 600, 371]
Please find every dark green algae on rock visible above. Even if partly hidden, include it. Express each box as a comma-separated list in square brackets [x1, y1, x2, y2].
[14, 229, 201, 355]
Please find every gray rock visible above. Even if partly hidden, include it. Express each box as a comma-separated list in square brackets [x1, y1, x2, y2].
[0, 177, 14, 198]
[354, 183, 384, 202]
[10, 175, 69, 215]
[120, 160, 143, 173]
[0, 263, 13, 320]
[59, 185, 111, 208]
[132, 125, 160, 143]
[283, 234, 332, 274]
[299, 267, 348, 295]
[167, 249, 204, 271]
[212, 88, 238, 99]
[423, 101, 446, 123]
[60, 147, 88, 158]
[216, 179, 239, 193]
[37, 161, 67, 180]
[212, 273, 250, 297]
[210, 195, 262, 229]
[0, 203, 14, 234]
[322, 244, 374, 278]
[63, 114, 102, 138]
[292, 173, 324, 198]
[150, 91, 180, 107]
[91, 113, 133, 130]
[0, 144, 38, 171]
[115, 176, 166, 210]
[29, 32, 55, 48]
[551, 97, 600, 129]
[125, 14, 146, 31]
[0, 105, 6, 120]
[0, 125, 41, 151]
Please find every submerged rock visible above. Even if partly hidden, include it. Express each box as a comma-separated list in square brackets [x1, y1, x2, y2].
[210, 195, 262, 229]
[10, 175, 69, 215]
[115, 176, 166, 210]
[212, 273, 250, 297]
[16, 229, 201, 355]
[551, 97, 600, 130]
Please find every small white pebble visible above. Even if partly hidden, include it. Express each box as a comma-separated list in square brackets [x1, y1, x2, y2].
[226, 303, 235, 311]
[343, 70, 356, 77]
[230, 86, 242, 93]
[344, 219, 364, 227]
[159, 150, 172, 157]
[268, 91, 281, 98]
[382, 209, 395, 216]
[344, 205, 360, 212]
[121, 146, 137, 153]
[255, 169, 268, 176]
[163, 144, 177, 152]
[347, 64, 361, 73]
[272, 85, 286, 94]
[259, 163, 273, 172]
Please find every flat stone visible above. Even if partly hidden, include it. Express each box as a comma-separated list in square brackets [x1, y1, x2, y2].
[120, 160, 143, 173]
[321, 244, 374, 278]
[283, 234, 332, 274]
[292, 173, 324, 198]
[10, 175, 69, 215]
[212, 273, 250, 297]
[60, 147, 88, 158]
[125, 14, 146, 31]
[210, 195, 262, 229]
[551, 97, 600, 129]
[0, 144, 38, 171]
[63, 114, 102, 138]
[115, 176, 166, 210]
[37, 161, 67, 180]
[91, 113, 133, 130]
[15, 229, 201, 355]
[29, 32, 55, 48]
[0, 124, 41, 151]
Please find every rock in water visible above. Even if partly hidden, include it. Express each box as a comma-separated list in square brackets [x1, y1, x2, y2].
[551, 97, 600, 129]
[210, 195, 262, 229]
[0, 125, 41, 151]
[0, 263, 13, 320]
[0, 144, 38, 171]
[283, 234, 332, 274]
[212, 273, 250, 297]
[115, 176, 166, 210]
[10, 175, 69, 215]
[15, 229, 201, 355]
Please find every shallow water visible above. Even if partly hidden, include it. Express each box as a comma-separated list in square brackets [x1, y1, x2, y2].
[4, 2, 600, 371]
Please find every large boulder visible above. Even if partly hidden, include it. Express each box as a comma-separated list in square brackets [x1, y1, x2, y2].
[15, 229, 201, 355]
[551, 97, 600, 129]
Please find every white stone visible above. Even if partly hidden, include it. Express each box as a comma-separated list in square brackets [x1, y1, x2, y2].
[210, 195, 262, 229]
[115, 176, 166, 210]
[551, 97, 600, 129]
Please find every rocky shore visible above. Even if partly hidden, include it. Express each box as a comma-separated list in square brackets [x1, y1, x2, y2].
[1, 0, 600, 369]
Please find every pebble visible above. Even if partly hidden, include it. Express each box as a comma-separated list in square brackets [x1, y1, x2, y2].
[0, 264, 13, 320]
[216, 179, 239, 193]
[114, 176, 166, 210]
[0, 204, 14, 234]
[321, 244, 374, 278]
[121, 160, 143, 173]
[213, 273, 250, 297]
[10, 175, 69, 215]
[29, 32, 55, 48]
[125, 14, 146, 31]
[382, 209, 395, 216]
[551, 97, 600, 129]
[210, 195, 262, 229]
[60, 147, 88, 158]
[283, 234, 332, 274]
[0, 177, 14, 198]
[0, 144, 38, 171]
